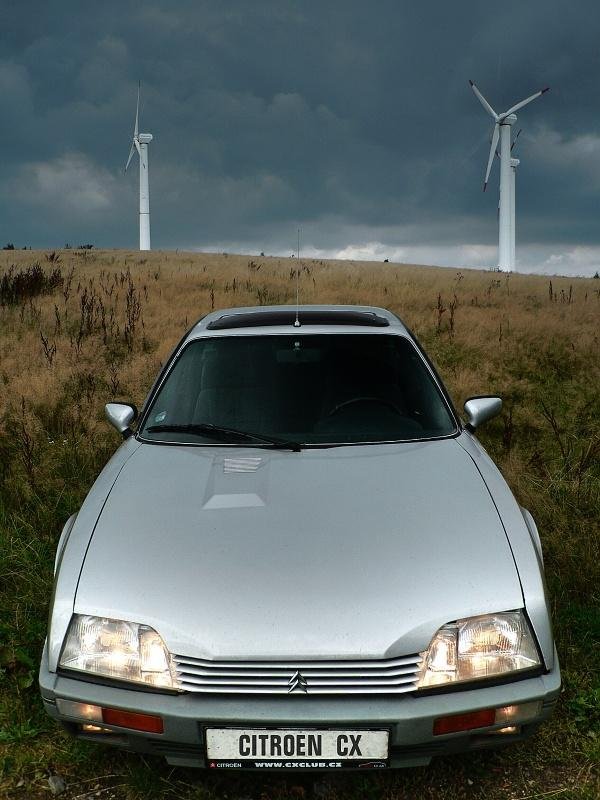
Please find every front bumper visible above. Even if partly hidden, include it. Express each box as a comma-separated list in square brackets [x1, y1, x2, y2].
[40, 642, 560, 769]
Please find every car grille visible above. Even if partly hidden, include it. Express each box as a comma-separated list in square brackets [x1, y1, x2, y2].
[172, 653, 423, 695]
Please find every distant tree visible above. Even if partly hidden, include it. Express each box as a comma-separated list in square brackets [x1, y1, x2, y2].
[594, 271, 599, 279]
[64, 243, 72, 249]
[383, 258, 389, 263]
[78, 244, 94, 250]
[3, 243, 15, 250]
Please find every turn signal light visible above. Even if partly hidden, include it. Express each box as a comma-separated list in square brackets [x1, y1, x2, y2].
[55, 698, 164, 733]
[101, 708, 164, 733]
[433, 701, 542, 736]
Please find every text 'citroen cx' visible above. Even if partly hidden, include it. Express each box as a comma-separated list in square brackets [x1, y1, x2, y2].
[40, 305, 560, 770]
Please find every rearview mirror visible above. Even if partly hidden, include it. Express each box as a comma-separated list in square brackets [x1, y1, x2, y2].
[463, 396, 502, 432]
[105, 402, 138, 438]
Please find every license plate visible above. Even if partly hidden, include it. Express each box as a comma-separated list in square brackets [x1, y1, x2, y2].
[205, 728, 389, 769]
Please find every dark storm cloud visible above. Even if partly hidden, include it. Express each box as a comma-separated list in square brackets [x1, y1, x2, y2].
[1, 1, 599, 272]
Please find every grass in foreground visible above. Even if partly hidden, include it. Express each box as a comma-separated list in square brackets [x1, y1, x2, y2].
[0, 249, 598, 799]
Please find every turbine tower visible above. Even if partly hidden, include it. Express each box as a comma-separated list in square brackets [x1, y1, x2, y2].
[125, 83, 153, 251]
[496, 129, 521, 270]
[470, 80, 548, 272]
[510, 155, 519, 269]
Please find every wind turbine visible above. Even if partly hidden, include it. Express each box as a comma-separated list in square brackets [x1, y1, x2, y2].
[125, 83, 153, 251]
[470, 80, 548, 271]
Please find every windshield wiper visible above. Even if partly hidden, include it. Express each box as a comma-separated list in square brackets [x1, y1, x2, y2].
[144, 423, 302, 452]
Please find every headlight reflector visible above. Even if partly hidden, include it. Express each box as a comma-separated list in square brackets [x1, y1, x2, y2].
[60, 615, 177, 689]
[417, 611, 540, 689]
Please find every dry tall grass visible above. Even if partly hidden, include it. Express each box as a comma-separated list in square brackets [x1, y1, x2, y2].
[2, 247, 598, 414]
[0, 248, 598, 799]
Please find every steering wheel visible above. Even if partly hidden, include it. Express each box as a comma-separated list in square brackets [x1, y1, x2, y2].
[327, 396, 403, 418]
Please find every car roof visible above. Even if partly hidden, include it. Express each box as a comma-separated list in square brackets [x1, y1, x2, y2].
[185, 305, 410, 342]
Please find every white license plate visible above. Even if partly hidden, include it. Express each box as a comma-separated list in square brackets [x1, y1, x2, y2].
[205, 728, 389, 769]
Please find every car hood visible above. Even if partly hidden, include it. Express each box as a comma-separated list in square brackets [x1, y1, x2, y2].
[75, 439, 523, 660]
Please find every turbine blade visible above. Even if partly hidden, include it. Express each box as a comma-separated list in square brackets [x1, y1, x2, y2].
[483, 124, 500, 191]
[469, 80, 498, 119]
[511, 128, 522, 152]
[134, 139, 141, 155]
[502, 87, 549, 118]
[134, 81, 140, 138]
[124, 142, 135, 172]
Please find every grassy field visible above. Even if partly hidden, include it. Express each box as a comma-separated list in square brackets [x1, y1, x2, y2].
[0, 249, 598, 800]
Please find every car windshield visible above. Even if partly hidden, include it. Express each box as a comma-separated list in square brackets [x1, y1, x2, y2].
[139, 334, 457, 446]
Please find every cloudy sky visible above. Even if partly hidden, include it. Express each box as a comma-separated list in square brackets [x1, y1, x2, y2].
[1, 1, 599, 275]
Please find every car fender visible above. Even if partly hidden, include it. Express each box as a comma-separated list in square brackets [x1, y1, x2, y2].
[54, 513, 78, 576]
[520, 506, 544, 567]
[47, 436, 142, 673]
[456, 433, 555, 672]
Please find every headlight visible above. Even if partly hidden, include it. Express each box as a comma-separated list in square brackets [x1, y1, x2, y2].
[59, 615, 178, 689]
[417, 611, 541, 689]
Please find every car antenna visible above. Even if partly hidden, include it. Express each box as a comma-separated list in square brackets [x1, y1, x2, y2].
[294, 227, 301, 327]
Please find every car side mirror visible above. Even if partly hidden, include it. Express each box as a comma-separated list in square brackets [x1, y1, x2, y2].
[105, 402, 138, 438]
[463, 396, 502, 432]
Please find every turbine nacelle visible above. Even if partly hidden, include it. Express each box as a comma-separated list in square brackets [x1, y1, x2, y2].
[138, 133, 153, 144]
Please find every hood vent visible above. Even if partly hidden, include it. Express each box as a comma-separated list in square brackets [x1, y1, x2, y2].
[223, 457, 263, 473]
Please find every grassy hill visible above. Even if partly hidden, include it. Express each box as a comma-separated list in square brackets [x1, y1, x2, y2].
[0, 249, 598, 799]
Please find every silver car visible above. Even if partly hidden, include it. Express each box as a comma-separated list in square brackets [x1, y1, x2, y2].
[40, 305, 560, 771]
